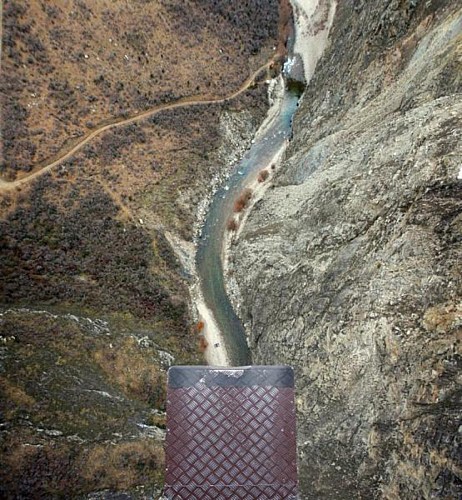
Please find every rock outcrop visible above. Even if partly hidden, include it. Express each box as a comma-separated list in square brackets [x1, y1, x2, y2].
[231, 1, 461, 498]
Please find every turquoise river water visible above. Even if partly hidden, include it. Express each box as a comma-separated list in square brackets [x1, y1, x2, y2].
[196, 75, 302, 365]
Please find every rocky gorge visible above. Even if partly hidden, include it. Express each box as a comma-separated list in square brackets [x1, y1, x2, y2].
[228, 0, 461, 498]
[0, 0, 460, 498]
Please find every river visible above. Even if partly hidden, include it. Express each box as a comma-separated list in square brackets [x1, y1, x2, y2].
[195, 69, 303, 365]
[194, 0, 339, 366]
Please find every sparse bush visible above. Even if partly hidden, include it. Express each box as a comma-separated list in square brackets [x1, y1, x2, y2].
[198, 335, 208, 353]
[227, 218, 238, 231]
[233, 188, 252, 212]
[0, 179, 188, 326]
[257, 169, 269, 182]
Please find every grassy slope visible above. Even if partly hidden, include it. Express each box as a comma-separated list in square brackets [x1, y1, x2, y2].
[0, 0, 284, 496]
[0, 0, 279, 178]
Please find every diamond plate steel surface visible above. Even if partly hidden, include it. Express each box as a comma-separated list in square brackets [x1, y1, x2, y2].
[168, 365, 295, 389]
[163, 366, 298, 499]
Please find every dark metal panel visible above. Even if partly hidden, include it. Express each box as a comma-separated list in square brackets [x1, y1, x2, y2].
[167, 365, 295, 389]
[163, 366, 298, 499]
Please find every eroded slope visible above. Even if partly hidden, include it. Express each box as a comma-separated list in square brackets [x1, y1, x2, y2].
[231, 1, 461, 498]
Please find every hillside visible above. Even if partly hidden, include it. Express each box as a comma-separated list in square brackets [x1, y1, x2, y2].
[231, 1, 461, 498]
[0, 0, 287, 497]
[1, 0, 284, 179]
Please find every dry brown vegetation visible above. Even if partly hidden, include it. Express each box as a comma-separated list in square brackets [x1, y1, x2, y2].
[0, 430, 164, 497]
[0, 311, 176, 497]
[198, 335, 209, 353]
[258, 169, 270, 182]
[1, 176, 188, 323]
[227, 217, 239, 231]
[0, 0, 280, 179]
[81, 440, 164, 491]
[233, 187, 253, 212]
[0, 0, 287, 496]
[93, 337, 167, 407]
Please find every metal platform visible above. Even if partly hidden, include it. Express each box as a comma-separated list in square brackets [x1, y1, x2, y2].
[163, 366, 298, 499]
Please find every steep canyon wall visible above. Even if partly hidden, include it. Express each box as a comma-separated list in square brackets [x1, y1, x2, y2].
[231, 1, 462, 498]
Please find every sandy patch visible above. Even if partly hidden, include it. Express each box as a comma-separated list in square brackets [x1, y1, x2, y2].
[195, 290, 231, 366]
[163, 231, 231, 366]
[291, 0, 337, 83]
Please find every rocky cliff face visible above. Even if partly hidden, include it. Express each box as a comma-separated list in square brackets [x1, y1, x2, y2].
[230, 1, 461, 498]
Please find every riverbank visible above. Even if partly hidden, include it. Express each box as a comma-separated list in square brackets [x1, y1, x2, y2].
[195, 292, 231, 366]
[221, 0, 339, 352]
[222, 140, 287, 334]
[160, 101, 269, 366]
[189, 0, 340, 366]
[196, 77, 287, 365]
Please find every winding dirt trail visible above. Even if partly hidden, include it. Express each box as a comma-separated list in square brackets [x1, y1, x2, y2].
[0, 60, 275, 192]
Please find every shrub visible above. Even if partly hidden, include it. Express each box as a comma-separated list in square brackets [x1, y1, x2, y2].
[196, 321, 205, 332]
[257, 169, 269, 182]
[227, 218, 238, 231]
[233, 188, 252, 213]
[198, 335, 208, 353]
